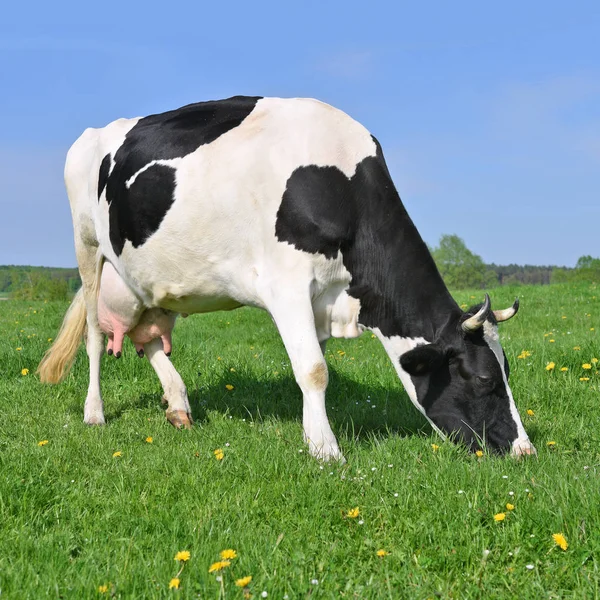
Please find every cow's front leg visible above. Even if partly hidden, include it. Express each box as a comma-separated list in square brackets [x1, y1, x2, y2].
[144, 338, 192, 429]
[269, 302, 343, 462]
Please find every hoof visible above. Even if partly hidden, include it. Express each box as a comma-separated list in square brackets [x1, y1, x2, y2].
[166, 409, 193, 430]
[307, 440, 345, 463]
[166, 351, 171, 358]
[115, 351, 121, 359]
[107, 349, 113, 356]
[84, 415, 106, 425]
[137, 349, 144, 358]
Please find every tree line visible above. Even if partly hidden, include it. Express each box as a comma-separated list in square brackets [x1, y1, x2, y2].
[430, 235, 600, 289]
[0, 266, 81, 300]
[0, 238, 598, 298]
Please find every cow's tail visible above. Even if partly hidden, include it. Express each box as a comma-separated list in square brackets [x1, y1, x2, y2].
[37, 288, 87, 383]
[38, 254, 103, 383]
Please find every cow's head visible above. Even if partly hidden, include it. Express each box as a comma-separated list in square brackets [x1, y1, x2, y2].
[400, 295, 535, 456]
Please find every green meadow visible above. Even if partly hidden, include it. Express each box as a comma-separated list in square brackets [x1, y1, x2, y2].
[1, 282, 599, 599]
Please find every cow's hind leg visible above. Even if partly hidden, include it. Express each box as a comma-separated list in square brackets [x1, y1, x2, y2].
[268, 299, 342, 461]
[144, 338, 192, 429]
[76, 245, 106, 425]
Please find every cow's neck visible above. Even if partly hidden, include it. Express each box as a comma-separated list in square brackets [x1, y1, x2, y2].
[344, 186, 460, 344]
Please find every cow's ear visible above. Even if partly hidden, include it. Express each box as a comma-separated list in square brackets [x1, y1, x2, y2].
[400, 344, 444, 376]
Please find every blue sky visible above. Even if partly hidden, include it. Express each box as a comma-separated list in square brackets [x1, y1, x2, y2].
[1, 1, 598, 267]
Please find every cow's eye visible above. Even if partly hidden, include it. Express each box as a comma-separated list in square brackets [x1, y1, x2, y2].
[476, 375, 493, 385]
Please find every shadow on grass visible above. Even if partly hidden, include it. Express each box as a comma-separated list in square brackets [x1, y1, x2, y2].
[87, 366, 432, 442]
[185, 368, 433, 442]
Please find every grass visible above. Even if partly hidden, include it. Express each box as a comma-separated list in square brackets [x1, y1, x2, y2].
[1, 282, 599, 598]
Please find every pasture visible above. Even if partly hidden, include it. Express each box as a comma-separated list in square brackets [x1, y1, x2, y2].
[1, 282, 599, 598]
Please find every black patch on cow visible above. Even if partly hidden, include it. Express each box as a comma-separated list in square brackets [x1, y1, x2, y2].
[98, 153, 111, 201]
[108, 164, 177, 251]
[102, 95, 262, 255]
[275, 136, 457, 340]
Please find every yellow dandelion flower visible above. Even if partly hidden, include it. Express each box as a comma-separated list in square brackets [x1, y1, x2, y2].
[560, 367, 568, 372]
[337, 350, 346, 356]
[208, 560, 231, 573]
[561, 316, 567, 319]
[47, 338, 52, 342]
[112, 451, 122, 458]
[16, 347, 22, 351]
[592, 358, 598, 363]
[547, 441, 556, 447]
[460, 303, 468, 309]
[38, 439, 49, 446]
[145, 436, 153, 443]
[21, 368, 29, 376]
[376, 549, 389, 557]
[169, 578, 180, 589]
[174, 550, 190, 562]
[346, 507, 360, 518]
[475, 450, 483, 457]
[552, 533, 568, 551]
[98, 584, 109, 593]
[235, 576, 252, 587]
[591, 328, 595, 331]
[549, 339, 555, 343]
[230, 367, 236, 372]
[220, 549, 237, 560]
[214, 449, 224, 460]
[582, 363, 592, 370]
[431, 443, 440, 451]
[517, 350, 532, 359]
[225, 384, 234, 390]
[494, 512, 506, 522]
[573, 346, 581, 351]
[579, 377, 590, 381]
[545, 362, 555, 371]
[526, 409, 535, 416]
[506, 503, 515, 511]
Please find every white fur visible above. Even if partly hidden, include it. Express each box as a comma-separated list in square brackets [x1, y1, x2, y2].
[483, 322, 536, 456]
[125, 158, 183, 188]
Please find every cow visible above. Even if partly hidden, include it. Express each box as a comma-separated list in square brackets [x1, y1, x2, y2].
[38, 96, 536, 460]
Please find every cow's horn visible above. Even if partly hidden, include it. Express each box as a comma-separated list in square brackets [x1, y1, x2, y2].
[493, 298, 519, 323]
[462, 293, 491, 332]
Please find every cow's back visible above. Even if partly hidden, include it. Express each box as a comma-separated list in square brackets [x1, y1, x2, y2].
[72, 97, 378, 313]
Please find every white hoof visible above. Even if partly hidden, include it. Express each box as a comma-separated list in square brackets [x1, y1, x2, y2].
[307, 437, 345, 463]
[511, 438, 537, 457]
[84, 413, 106, 425]
[84, 398, 105, 425]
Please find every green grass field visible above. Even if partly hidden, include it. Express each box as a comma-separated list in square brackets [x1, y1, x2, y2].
[1, 282, 599, 599]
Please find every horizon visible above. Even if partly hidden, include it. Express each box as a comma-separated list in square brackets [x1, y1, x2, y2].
[1, 1, 598, 268]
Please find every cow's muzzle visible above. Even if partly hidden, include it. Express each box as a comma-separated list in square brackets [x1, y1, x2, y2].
[511, 438, 537, 458]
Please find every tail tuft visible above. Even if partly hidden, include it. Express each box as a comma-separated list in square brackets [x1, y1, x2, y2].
[37, 288, 87, 383]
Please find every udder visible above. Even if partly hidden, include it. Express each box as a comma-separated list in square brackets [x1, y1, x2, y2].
[127, 308, 177, 356]
[97, 261, 177, 357]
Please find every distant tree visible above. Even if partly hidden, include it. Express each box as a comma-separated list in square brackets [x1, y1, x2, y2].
[551, 255, 600, 284]
[431, 235, 496, 290]
[575, 255, 597, 269]
[0, 265, 80, 297]
[10, 272, 69, 300]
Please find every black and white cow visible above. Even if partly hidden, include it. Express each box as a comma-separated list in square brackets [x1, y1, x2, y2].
[39, 96, 535, 460]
